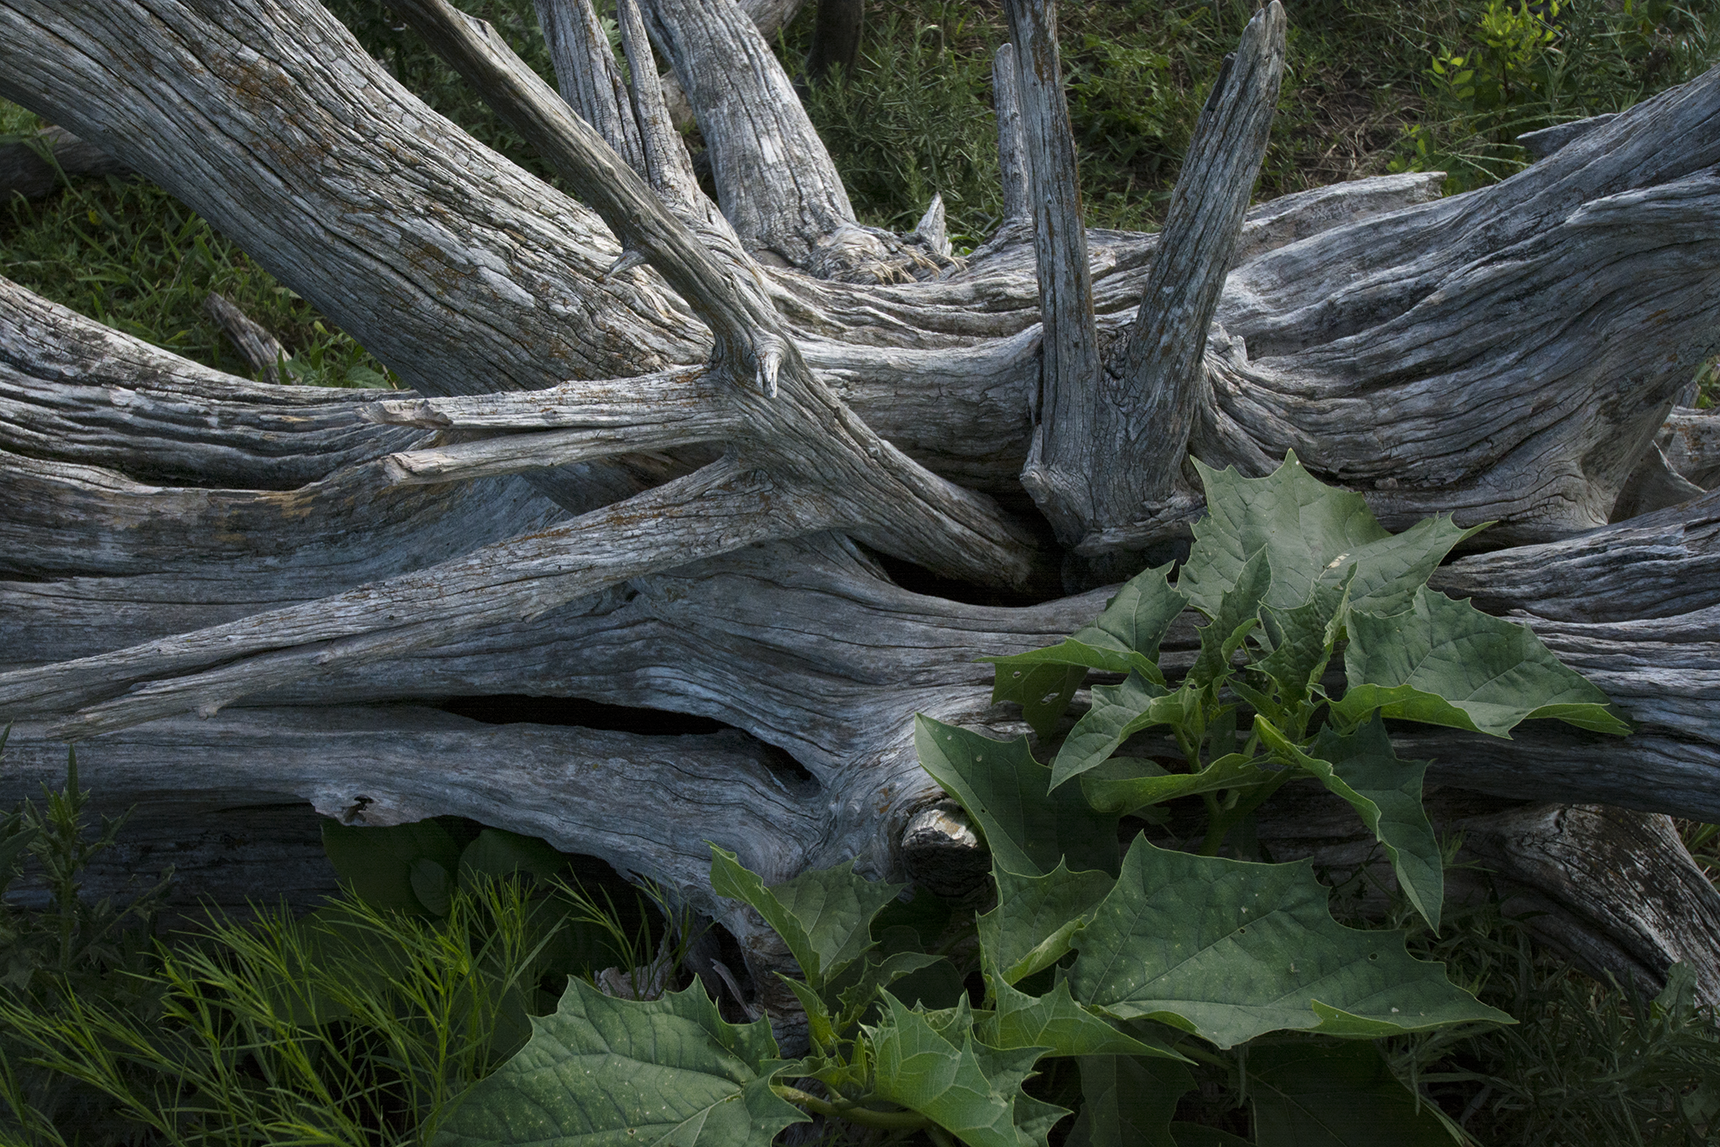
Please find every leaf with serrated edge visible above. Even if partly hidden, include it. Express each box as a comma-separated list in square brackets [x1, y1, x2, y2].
[1073, 563, 1186, 659]
[978, 859, 1115, 986]
[1247, 1041, 1456, 1147]
[979, 979, 1182, 1060]
[1257, 716, 1444, 931]
[987, 564, 1186, 738]
[1068, 837, 1510, 1049]
[1079, 753, 1272, 819]
[1334, 587, 1629, 737]
[1181, 453, 1484, 618]
[433, 980, 804, 1147]
[867, 994, 1046, 1147]
[915, 716, 1121, 877]
[1255, 574, 1350, 712]
[1065, 1055, 1193, 1147]
[1187, 549, 1271, 689]
[1050, 675, 1195, 789]
[709, 847, 901, 989]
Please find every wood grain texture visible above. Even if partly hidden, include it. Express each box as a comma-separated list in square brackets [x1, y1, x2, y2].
[1006, 0, 1101, 544]
[4, 0, 1720, 996]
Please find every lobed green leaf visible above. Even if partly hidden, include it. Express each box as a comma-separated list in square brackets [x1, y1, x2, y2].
[867, 994, 1058, 1147]
[1050, 675, 1196, 790]
[1186, 549, 1271, 690]
[1255, 716, 1444, 931]
[1182, 453, 1483, 618]
[977, 859, 1115, 986]
[433, 980, 803, 1147]
[1078, 753, 1272, 820]
[915, 717, 1121, 877]
[1335, 587, 1630, 737]
[986, 564, 1185, 737]
[1068, 837, 1510, 1049]
[979, 979, 1182, 1061]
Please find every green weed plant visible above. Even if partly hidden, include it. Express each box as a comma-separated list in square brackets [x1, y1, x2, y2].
[428, 456, 1655, 1146]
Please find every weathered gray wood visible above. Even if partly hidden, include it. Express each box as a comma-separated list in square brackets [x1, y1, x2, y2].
[0, 708, 831, 948]
[615, 0, 703, 212]
[0, 125, 131, 200]
[1517, 112, 1617, 160]
[533, 0, 646, 174]
[641, 0, 863, 271]
[203, 291, 289, 384]
[1109, 3, 1284, 509]
[1005, 0, 1102, 546]
[991, 45, 1031, 225]
[1658, 406, 1720, 488]
[3, 0, 1720, 1010]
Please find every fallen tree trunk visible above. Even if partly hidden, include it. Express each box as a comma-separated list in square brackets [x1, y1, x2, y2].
[2, 0, 1719, 1007]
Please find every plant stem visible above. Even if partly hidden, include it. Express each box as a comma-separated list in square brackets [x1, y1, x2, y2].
[772, 1086, 933, 1131]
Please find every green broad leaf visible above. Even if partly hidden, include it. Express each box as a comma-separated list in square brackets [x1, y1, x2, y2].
[459, 827, 567, 886]
[322, 817, 465, 916]
[1255, 716, 1444, 931]
[979, 979, 1183, 1061]
[1079, 752, 1272, 819]
[1071, 562, 1188, 661]
[1182, 453, 1484, 618]
[1187, 549, 1272, 689]
[709, 847, 902, 990]
[986, 565, 1187, 738]
[1050, 675, 1196, 789]
[1066, 1055, 1194, 1147]
[1247, 1041, 1456, 1147]
[1016, 1093, 1075, 1146]
[978, 859, 1115, 986]
[867, 994, 1052, 1147]
[433, 980, 804, 1147]
[915, 716, 1121, 877]
[990, 661, 1091, 740]
[1255, 574, 1351, 713]
[1068, 837, 1511, 1049]
[1334, 587, 1630, 737]
[835, 947, 950, 1028]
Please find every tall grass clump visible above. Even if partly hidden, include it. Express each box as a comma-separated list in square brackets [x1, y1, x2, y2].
[0, 744, 663, 1146]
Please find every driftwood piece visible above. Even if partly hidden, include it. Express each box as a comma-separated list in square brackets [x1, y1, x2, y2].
[533, 0, 646, 173]
[0, 125, 131, 200]
[2, 0, 1719, 1016]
